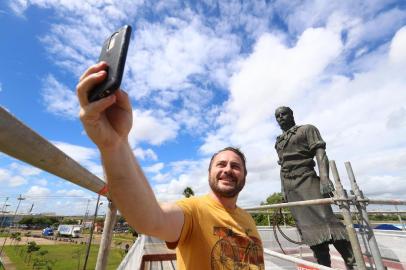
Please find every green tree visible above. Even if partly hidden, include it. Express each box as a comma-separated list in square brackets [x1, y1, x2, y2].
[9, 232, 16, 246]
[25, 241, 40, 264]
[18, 216, 60, 228]
[61, 218, 79, 225]
[95, 217, 105, 223]
[251, 192, 295, 226]
[24, 231, 31, 242]
[14, 236, 22, 251]
[10, 232, 21, 246]
[117, 216, 126, 225]
[33, 250, 54, 270]
[183, 187, 195, 198]
[264, 192, 284, 205]
[19, 217, 34, 226]
[251, 213, 269, 226]
[128, 227, 138, 238]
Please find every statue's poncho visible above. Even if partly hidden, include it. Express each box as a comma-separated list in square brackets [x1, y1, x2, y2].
[275, 124, 348, 246]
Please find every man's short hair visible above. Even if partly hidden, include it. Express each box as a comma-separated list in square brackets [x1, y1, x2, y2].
[208, 147, 247, 176]
[275, 106, 293, 116]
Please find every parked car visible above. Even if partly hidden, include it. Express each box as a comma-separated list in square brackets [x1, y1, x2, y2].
[42, 227, 54, 236]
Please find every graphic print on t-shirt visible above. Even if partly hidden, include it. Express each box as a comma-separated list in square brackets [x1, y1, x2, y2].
[210, 226, 264, 270]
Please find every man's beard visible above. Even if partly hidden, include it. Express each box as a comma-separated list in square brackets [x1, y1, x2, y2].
[209, 175, 246, 198]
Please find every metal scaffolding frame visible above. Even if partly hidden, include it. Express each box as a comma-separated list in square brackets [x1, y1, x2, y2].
[246, 161, 406, 270]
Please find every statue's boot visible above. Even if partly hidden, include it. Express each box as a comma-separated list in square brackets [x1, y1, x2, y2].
[310, 242, 331, 267]
[333, 240, 357, 270]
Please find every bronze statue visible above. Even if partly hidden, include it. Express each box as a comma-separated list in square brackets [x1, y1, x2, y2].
[274, 106, 356, 269]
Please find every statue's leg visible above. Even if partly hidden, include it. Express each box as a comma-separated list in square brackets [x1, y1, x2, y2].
[332, 240, 356, 270]
[310, 242, 331, 267]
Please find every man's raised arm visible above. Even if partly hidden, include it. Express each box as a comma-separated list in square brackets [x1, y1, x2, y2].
[76, 62, 184, 242]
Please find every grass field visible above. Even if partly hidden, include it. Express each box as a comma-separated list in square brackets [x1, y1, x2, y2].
[4, 244, 124, 270]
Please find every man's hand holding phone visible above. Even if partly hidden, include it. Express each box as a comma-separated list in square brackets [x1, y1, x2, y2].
[77, 25, 133, 151]
[76, 61, 133, 152]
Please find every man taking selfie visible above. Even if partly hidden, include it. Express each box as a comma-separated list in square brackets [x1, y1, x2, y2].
[76, 62, 265, 270]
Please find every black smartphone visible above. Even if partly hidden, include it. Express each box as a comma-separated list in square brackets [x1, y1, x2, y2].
[87, 25, 132, 102]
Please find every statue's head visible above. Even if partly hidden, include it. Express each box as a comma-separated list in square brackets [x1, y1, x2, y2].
[275, 106, 295, 131]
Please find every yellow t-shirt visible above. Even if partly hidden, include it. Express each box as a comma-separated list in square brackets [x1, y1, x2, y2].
[167, 194, 264, 270]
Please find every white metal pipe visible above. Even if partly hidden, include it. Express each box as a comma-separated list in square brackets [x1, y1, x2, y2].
[263, 248, 336, 270]
[0, 107, 107, 195]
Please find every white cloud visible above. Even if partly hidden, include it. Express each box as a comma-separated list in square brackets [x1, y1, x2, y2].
[9, 176, 28, 187]
[25, 2, 139, 90]
[53, 141, 98, 163]
[56, 189, 88, 197]
[25, 185, 51, 197]
[0, 164, 32, 187]
[386, 107, 406, 130]
[41, 75, 79, 119]
[18, 1, 240, 135]
[152, 159, 209, 201]
[133, 147, 158, 161]
[361, 175, 406, 199]
[10, 162, 42, 176]
[144, 162, 164, 173]
[151, 172, 172, 183]
[52, 141, 105, 179]
[0, 168, 10, 183]
[345, 8, 406, 50]
[35, 179, 48, 186]
[129, 109, 179, 146]
[389, 26, 406, 65]
[8, 0, 28, 17]
[126, 14, 240, 100]
[155, 170, 207, 202]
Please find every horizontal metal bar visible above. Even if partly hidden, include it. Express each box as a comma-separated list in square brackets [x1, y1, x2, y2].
[244, 198, 334, 211]
[248, 210, 406, 215]
[364, 199, 406, 205]
[0, 106, 106, 195]
[245, 197, 406, 212]
[263, 248, 336, 270]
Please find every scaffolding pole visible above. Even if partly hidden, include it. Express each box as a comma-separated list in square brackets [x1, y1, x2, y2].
[245, 197, 335, 212]
[96, 201, 117, 270]
[330, 161, 367, 270]
[0, 107, 116, 269]
[0, 107, 106, 194]
[366, 199, 406, 205]
[345, 161, 385, 270]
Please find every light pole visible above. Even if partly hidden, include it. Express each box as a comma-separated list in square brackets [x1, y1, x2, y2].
[0, 204, 11, 229]
[0, 197, 9, 229]
[83, 195, 102, 270]
[0, 195, 25, 257]
[0, 197, 9, 213]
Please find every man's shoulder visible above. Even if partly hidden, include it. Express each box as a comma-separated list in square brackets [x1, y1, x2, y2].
[299, 124, 319, 132]
[176, 195, 207, 208]
[239, 208, 255, 219]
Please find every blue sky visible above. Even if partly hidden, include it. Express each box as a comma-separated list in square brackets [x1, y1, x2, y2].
[1, 0, 406, 215]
